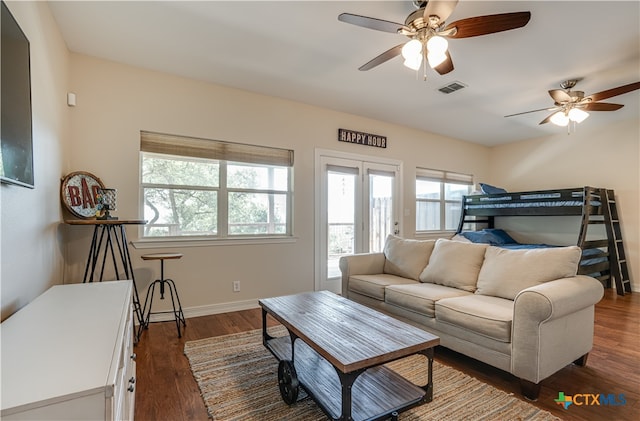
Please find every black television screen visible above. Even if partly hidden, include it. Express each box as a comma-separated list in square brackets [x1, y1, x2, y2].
[1, 0, 34, 188]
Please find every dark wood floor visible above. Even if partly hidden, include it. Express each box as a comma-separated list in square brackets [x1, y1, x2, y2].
[134, 289, 639, 421]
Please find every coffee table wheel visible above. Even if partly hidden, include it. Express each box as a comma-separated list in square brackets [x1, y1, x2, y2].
[278, 360, 299, 405]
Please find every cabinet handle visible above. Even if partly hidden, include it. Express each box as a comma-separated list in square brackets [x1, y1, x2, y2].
[130, 353, 136, 361]
[128, 385, 135, 392]
[129, 377, 136, 384]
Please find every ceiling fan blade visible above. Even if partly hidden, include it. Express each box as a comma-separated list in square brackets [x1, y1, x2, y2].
[549, 89, 572, 104]
[504, 107, 558, 118]
[434, 51, 454, 75]
[581, 102, 624, 111]
[423, 0, 459, 23]
[358, 44, 403, 71]
[444, 12, 531, 38]
[539, 113, 555, 125]
[585, 81, 640, 102]
[338, 13, 408, 34]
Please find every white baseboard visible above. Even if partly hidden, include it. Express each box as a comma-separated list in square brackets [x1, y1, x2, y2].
[141, 298, 260, 324]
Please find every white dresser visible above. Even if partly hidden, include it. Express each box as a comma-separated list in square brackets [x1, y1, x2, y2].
[1, 281, 136, 420]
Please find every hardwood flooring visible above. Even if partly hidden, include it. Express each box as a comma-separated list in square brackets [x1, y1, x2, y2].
[134, 289, 639, 421]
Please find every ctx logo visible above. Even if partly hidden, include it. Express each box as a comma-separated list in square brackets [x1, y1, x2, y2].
[555, 392, 627, 409]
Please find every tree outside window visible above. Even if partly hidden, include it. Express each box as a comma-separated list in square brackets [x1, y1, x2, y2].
[140, 131, 293, 238]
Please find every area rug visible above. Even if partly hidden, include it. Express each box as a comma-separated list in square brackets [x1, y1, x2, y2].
[184, 327, 559, 421]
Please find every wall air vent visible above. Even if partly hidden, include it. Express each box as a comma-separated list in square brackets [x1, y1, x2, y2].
[437, 81, 467, 94]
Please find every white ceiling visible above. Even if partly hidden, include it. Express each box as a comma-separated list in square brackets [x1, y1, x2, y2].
[48, 1, 640, 146]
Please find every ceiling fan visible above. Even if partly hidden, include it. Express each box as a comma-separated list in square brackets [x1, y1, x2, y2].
[505, 79, 640, 128]
[338, 0, 531, 78]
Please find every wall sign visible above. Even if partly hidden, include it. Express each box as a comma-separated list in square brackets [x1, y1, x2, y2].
[338, 128, 387, 149]
[60, 171, 105, 219]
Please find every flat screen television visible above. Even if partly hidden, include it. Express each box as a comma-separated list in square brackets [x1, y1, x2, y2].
[1, 0, 34, 188]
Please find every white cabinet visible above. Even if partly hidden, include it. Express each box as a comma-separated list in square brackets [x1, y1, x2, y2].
[1, 281, 136, 420]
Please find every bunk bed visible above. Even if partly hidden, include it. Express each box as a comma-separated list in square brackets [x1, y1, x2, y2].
[456, 186, 631, 295]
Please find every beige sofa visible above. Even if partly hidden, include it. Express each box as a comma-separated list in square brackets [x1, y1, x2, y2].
[339, 235, 604, 400]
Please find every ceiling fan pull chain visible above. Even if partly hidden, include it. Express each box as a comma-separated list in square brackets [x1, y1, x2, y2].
[422, 46, 428, 81]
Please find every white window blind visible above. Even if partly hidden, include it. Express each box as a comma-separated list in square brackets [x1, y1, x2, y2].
[416, 168, 473, 185]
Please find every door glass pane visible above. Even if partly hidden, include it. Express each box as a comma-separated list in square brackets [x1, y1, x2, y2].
[327, 171, 356, 278]
[369, 173, 393, 252]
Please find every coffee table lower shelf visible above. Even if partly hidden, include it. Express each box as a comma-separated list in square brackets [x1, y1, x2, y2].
[264, 334, 430, 421]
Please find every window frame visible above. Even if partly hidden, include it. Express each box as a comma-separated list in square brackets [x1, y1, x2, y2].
[415, 168, 473, 233]
[138, 132, 294, 243]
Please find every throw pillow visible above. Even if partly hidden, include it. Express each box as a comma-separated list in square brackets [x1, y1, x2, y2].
[488, 229, 518, 245]
[419, 239, 488, 292]
[475, 246, 582, 300]
[383, 235, 435, 281]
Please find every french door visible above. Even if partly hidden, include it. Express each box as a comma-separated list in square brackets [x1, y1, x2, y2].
[316, 151, 401, 293]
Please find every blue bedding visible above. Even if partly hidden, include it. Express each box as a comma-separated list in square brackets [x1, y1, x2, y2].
[459, 229, 606, 267]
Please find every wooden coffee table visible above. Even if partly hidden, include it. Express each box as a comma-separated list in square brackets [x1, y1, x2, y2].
[259, 290, 439, 421]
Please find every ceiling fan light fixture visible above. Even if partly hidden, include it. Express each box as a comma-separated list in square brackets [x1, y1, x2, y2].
[404, 54, 423, 71]
[568, 108, 589, 123]
[401, 39, 422, 60]
[427, 51, 446, 68]
[550, 111, 569, 127]
[426, 35, 448, 54]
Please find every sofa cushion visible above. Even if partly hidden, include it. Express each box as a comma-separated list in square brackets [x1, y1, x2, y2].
[383, 235, 435, 281]
[348, 274, 418, 301]
[419, 239, 488, 292]
[386, 283, 472, 318]
[435, 295, 514, 342]
[475, 245, 582, 300]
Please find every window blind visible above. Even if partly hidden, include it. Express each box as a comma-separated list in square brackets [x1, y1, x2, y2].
[140, 131, 294, 167]
[326, 164, 359, 175]
[416, 168, 473, 185]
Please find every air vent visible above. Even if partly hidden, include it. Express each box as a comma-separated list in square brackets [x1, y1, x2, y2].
[437, 81, 467, 94]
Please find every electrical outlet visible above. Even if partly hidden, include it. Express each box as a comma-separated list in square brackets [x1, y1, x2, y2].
[233, 280, 241, 292]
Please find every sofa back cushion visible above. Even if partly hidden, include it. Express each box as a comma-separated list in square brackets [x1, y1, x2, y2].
[419, 239, 488, 292]
[475, 246, 582, 300]
[383, 235, 435, 281]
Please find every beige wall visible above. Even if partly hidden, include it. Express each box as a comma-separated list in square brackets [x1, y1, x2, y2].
[3, 4, 635, 321]
[489, 119, 640, 291]
[0, 1, 69, 320]
[63, 54, 490, 315]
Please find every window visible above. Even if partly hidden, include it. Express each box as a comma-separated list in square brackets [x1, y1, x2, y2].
[416, 168, 473, 232]
[140, 131, 293, 238]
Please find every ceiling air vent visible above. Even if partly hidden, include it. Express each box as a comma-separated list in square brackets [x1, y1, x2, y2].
[438, 81, 467, 94]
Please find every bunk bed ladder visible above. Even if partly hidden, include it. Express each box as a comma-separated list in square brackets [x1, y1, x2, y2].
[577, 187, 611, 287]
[601, 189, 632, 295]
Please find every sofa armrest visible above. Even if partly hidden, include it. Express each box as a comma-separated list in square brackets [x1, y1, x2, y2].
[514, 275, 605, 321]
[339, 253, 386, 297]
[511, 275, 604, 383]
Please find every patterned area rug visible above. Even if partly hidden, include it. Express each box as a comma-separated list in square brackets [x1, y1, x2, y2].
[184, 327, 559, 421]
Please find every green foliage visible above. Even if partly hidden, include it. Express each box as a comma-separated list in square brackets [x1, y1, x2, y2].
[142, 154, 287, 236]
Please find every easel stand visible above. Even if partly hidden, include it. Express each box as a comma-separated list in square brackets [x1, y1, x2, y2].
[65, 219, 147, 339]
